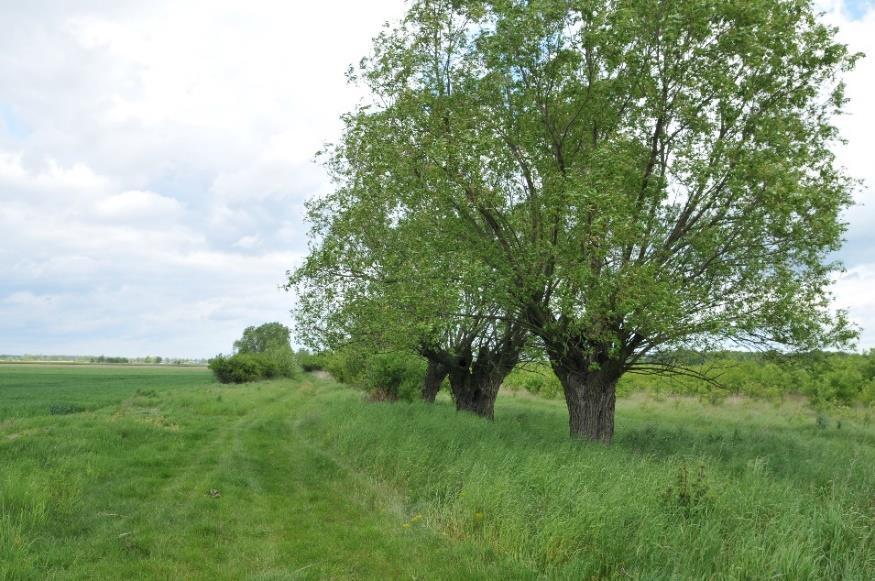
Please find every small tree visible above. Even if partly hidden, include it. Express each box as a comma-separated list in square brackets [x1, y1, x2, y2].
[234, 322, 293, 355]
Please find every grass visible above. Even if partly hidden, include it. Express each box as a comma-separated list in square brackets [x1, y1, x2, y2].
[1, 365, 873, 579]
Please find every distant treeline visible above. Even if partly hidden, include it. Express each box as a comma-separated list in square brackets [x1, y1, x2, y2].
[91, 356, 131, 364]
[0, 354, 206, 365]
[300, 349, 875, 408]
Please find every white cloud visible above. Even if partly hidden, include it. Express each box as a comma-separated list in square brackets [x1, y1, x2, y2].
[0, 0, 405, 357]
[96, 190, 183, 220]
[0, 153, 109, 198]
[0, 0, 873, 355]
[232, 235, 262, 250]
[834, 265, 875, 348]
[814, 1, 875, 348]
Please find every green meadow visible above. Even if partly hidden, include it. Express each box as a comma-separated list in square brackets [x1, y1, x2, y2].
[1, 365, 873, 579]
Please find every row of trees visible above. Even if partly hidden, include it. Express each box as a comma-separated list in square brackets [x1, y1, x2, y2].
[289, 0, 859, 442]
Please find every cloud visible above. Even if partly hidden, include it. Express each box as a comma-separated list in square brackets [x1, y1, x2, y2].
[0, 0, 406, 357]
[232, 235, 262, 250]
[96, 190, 183, 220]
[0, 0, 873, 356]
[813, 1, 875, 346]
[834, 265, 875, 348]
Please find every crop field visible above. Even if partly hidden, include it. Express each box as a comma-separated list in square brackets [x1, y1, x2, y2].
[1, 365, 873, 579]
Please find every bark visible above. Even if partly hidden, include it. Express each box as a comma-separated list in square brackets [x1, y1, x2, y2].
[422, 324, 524, 420]
[447, 347, 519, 420]
[551, 359, 623, 443]
[421, 359, 448, 403]
[526, 304, 627, 443]
[448, 372, 501, 420]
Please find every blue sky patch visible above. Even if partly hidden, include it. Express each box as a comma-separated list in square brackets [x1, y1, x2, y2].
[846, 0, 875, 20]
[0, 101, 30, 140]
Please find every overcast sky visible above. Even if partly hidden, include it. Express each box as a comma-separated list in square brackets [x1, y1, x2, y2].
[1, 0, 874, 358]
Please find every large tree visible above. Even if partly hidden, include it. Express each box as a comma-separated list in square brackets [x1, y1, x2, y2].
[295, 0, 858, 441]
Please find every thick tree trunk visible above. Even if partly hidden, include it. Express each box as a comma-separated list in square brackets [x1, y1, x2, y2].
[449, 373, 501, 420]
[421, 360, 448, 403]
[551, 362, 622, 444]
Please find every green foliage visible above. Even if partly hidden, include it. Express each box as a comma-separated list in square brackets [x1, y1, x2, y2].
[256, 349, 300, 380]
[208, 353, 264, 384]
[322, 348, 425, 402]
[233, 322, 293, 355]
[505, 351, 875, 407]
[297, 350, 327, 372]
[292, 0, 860, 439]
[90, 356, 130, 364]
[208, 350, 300, 384]
[360, 353, 425, 402]
[503, 367, 563, 400]
[209, 322, 301, 384]
[321, 348, 367, 385]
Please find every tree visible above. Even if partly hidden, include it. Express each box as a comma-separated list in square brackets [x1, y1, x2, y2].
[295, 0, 858, 441]
[289, 188, 527, 418]
[234, 322, 293, 355]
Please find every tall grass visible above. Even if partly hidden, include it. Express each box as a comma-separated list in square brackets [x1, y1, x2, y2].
[295, 385, 875, 579]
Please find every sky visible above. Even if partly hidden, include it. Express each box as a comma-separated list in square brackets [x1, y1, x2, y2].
[1, 0, 874, 358]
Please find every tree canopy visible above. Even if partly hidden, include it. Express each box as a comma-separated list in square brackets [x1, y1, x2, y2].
[234, 322, 294, 355]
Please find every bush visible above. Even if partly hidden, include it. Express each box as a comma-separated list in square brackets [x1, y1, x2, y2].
[322, 349, 368, 385]
[298, 351, 327, 372]
[360, 353, 424, 402]
[209, 353, 265, 384]
[319, 348, 424, 402]
[504, 365, 562, 399]
[258, 349, 300, 379]
[209, 349, 301, 384]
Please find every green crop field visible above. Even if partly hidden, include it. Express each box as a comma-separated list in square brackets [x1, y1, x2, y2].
[1, 365, 873, 579]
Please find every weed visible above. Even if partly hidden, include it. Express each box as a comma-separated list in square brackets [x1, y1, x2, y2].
[660, 464, 713, 517]
[49, 403, 84, 415]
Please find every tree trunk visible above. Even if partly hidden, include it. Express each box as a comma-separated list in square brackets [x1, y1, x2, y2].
[449, 373, 500, 420]
[421, 360, 448, 403]
[553, 364, 621, 444]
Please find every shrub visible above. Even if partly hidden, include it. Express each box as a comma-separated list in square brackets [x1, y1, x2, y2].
[209, 354, 264, 384]
[322, 349, 368, 385]
[318, 348, 424, 401]
[258, 349, 300, 379]
[298, 351, 326, 372]
[360, 353, 424, 402]
[209, 350, 300, 384]
[504, 365, 562, 399]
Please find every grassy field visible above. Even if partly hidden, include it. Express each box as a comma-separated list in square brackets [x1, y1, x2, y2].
[1, 365, 873, 579]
